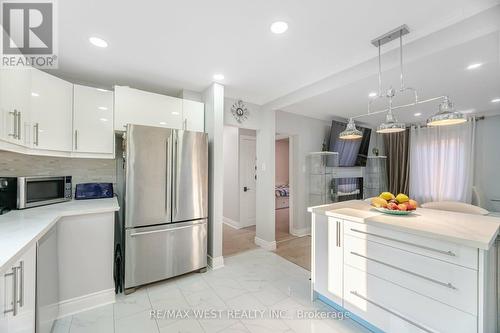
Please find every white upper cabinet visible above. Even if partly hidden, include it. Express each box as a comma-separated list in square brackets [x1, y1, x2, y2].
[30, 69, 73, 152]
[114, 86, 183, 131]
[0, 68, 32, 146]
[182, 99, 204, 132]
[73, 85, 114, 155]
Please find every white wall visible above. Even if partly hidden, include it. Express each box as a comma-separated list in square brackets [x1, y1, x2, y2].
[223, 126, 240, 223]
[203, 83, 225, 268]
[224, 98, 260, 129]
[276, 110, 331, 235]
[474, 114, 500, 212]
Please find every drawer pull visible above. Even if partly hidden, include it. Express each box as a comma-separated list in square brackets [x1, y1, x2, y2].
[350, 228, 456, 257]
[350, 291, 437, 333]
[350, 251, 458, 290]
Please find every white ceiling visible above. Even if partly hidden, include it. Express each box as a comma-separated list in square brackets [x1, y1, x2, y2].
[52, 0, 499, 105]
[282, 32, 500, 127]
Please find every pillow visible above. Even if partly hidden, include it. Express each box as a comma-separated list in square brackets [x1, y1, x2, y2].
[421, 201, 489, 215]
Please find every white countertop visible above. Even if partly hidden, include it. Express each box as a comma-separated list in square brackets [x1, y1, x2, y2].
[0, 198, 120, 271]
[308, 200, 500, 250]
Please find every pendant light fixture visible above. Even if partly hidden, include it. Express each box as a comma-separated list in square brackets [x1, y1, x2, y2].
[339, 25, 464, 137]
[427, 96, 466, 126]
[339, 118, 363, 140]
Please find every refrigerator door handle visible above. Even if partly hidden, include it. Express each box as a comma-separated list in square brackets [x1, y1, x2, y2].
[166, 135, 172, 217]
[130, 224, 195, 237]
[173, 131, 178, 218]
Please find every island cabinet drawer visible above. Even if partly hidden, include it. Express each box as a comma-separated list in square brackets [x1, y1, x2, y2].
[343, 265, 477, 333]
[344, 234, 478, 316]
[343, 220, 478, 270]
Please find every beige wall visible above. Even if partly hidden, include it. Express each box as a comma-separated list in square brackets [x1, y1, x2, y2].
[275, 138, 289, 185]
[0, 151, 116, 191]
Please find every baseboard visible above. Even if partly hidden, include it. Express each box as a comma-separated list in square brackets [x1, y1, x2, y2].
[223, 217, 242, 229]
[254, 236, 277, 251]
[208, 255, 224, 270]
[290, 227, 311, 237]
[58, 288, 115, 318]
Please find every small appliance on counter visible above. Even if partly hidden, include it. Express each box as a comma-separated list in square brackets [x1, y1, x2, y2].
[75, 183, 114, 200]
[0, 177, 17, 215]
[0, 176, 72, 214]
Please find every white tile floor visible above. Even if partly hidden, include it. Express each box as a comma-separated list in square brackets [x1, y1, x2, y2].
[52, 249, 369, 333]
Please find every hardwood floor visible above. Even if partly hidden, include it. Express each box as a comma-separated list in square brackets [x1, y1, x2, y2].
[274, 236, 311, 271]
[222, 224, 257, 257]
[223, 214, 311, 271]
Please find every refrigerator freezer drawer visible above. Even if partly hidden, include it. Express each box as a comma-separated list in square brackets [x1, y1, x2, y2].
[124, 220, 207, 289]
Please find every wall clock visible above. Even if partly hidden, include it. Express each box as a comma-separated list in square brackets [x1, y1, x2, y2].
[231, 99, 249, 123]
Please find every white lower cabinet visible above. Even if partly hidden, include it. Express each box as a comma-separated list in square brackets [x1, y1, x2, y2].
[344, 264, 477, 333]
[0, 244, 36, 333]
[327, 217, 343, 305]
[312, 215, 491, 333]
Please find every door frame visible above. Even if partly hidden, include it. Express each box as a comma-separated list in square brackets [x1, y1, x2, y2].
[239, 134, 257, 228]
[275, 134, 295, 237]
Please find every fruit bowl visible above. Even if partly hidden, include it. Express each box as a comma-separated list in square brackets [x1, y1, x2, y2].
[370, 192, 418, 215]
[374, 207, 414, 215]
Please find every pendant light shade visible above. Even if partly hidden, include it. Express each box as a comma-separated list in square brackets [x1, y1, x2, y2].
[339, 118, 363, 140]
[376, 110, 405, 133]
[427, 97, 466, 126]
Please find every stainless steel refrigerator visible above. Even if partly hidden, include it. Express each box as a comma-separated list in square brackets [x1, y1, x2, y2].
[123, 124, 208, 292]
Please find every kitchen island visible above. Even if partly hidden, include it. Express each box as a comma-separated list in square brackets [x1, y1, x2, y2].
[308, 200, 499, 333]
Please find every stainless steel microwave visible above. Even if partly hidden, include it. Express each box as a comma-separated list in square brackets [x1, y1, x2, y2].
[17, 176, 72, 209]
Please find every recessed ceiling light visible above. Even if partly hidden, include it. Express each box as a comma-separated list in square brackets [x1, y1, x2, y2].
[31, 92, 39, 97]
[491, 98, 500, 103]
[368, 92, 377, 98]
[99, 118, 108, 122]
[98, 106, 108, 111]
[270, 21, 288, 34]
[159, 122, 167, 125]
[213, 74, 224, 81]
[414, 112, 422, 117]
[89, 37, 108, 48]
[466, 63, 482, 70]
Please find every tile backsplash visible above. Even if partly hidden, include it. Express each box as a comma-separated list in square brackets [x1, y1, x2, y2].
[0, 151, 117, 191]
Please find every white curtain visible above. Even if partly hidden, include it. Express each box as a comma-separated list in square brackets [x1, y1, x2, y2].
[409, 119, 476, 204]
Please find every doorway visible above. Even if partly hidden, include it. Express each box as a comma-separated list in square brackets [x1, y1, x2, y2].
[274, 136, 294, 242]
[222, 126, 257, 257]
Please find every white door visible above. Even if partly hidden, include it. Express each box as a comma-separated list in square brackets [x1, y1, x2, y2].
[30, 69, 73, 151]
[182, 99, 204, 132]
[0, 68, 31, 146]
[73, 85, 114, 154]
[239, 135, 257, 228]
[114, 86, 183, 131]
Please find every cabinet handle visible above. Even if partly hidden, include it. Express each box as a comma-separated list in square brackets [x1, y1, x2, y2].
[74, 130, 78, 150]
[350, 251, 458, 290]
[3, 267, 18, 316]
[33, 123, 39, 146]
[336, 221, 341, 247]
[183, 119, 187, 130]
[16, 111, 21, 141]
[349, 228, 457, 257]
[17, 261, 24, 307]
[8, 110, 17, 138]
[350, 291, 436, 333]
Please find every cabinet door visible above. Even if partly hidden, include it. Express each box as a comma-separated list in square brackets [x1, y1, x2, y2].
[114, 86, 182, 131]
[327, 217, 343, 305]
[0, 68, 31, 146]
[8, 244, 36, 333]
[73, 85, 114, 154]
[0, 265, 11, 333]
[182, 99, 204, 132]
[30, 69, 73, 152]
